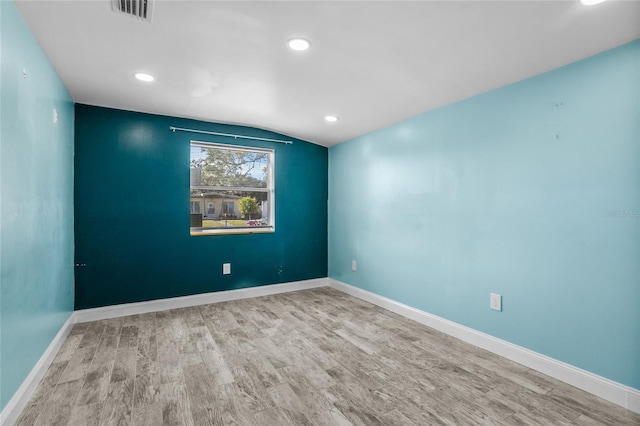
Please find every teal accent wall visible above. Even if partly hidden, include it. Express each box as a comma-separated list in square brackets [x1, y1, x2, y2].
[329, 40, 640, 389]
[0, 1, 75, 410]
[74, 105, 327, 309]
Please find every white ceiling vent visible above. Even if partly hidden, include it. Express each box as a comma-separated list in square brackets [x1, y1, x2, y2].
[111, 0, 153, 22]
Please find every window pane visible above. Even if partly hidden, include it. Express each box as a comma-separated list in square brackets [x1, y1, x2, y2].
[190, 189, 270, 229]
[189, 141, 274, 234]
[190, 144, 269, 189]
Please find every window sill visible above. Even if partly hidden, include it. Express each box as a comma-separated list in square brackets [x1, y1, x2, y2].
[190, 227, 274, 236]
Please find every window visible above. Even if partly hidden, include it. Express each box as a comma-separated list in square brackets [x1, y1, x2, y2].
[222, 202, 234, 215]
[190, 141, 274, 235]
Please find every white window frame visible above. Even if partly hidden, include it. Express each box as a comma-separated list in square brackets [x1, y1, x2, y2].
[190, 141, 275, 235]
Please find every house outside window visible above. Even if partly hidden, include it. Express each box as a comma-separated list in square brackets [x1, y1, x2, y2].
[190, 141, 274, 235]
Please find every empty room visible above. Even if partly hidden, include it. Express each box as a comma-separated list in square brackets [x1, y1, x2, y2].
[1, 0, 639, 425]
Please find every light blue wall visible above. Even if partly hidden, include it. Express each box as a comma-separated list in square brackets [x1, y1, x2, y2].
[329, 40, 640, 389]
[0, 1, 75, 410]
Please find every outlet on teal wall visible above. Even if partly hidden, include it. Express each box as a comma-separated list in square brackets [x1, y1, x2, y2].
[329, 40, 640, 390]
[0, 1, 75, 410]
[74, 105, 328, 309]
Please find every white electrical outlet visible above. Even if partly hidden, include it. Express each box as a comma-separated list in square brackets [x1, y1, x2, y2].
[351, 260, 357, 271]
[223, 263, 231, 275]
[490, 293, 502, 311]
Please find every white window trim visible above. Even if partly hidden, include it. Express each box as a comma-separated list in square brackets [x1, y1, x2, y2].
[190, 140, 275, 236]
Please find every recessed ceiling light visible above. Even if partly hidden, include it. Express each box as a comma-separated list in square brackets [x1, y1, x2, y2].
[134, 72, 154, 82]
[288, 38, 311, 51]
[580, 0, 607, 5]
[325, 115, 338, 122]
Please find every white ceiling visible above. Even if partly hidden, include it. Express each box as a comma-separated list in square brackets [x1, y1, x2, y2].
[15, 1, 640, 146]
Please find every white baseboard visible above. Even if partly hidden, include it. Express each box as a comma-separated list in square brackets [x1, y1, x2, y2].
[5, 276, 637, 426]
[0, 314, 76, 426]
[75, 278, 329, 323]
[628, 391, 640, 414]
[328, 278, 640, 414]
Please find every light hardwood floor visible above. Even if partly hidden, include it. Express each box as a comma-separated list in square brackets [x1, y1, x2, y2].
[15, 287, 640, 425]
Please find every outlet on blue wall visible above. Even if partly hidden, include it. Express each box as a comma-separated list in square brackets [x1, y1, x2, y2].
[74, 105, 328, 309]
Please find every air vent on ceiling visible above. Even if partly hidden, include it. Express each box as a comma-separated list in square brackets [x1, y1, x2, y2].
[111, 0, 153, 22]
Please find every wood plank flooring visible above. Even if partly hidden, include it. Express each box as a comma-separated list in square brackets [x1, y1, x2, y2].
[15, 287, 640, 425]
